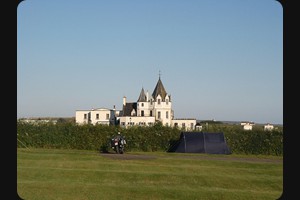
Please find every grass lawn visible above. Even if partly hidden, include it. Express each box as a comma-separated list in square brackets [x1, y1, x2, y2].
[17, 148, 283, 200]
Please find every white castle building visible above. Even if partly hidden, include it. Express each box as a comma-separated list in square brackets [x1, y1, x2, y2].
[75, 76, 197, 131]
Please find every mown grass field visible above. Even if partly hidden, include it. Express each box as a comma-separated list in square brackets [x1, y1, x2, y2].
[17, 148, 283, 200]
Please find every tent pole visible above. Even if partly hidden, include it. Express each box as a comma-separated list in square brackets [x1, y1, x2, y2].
[17, 138, 29, 149]
[203, 132, 206, 153]
[183, 134, 186, 153]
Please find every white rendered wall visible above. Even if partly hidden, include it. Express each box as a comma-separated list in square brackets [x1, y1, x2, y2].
[171, 119, 196, 131]
[90, 108, 115, 125]
[75, 110, 90, 124]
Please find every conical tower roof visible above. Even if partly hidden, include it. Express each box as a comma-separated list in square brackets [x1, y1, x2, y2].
[137, 87, 147, 102]
[152, 77, 167, 100]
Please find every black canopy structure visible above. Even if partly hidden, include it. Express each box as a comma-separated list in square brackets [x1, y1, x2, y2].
[168, 132, 231, 154]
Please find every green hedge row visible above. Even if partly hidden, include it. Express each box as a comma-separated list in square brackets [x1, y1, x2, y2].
[17, 121, 283, 156]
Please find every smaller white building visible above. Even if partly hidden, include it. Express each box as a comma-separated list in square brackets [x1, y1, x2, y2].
[241, 122, 254, 130]
[195, 122, 203, 131]
[264, 123, 274, 131]
[172, 118, 196, 131]
[75, 108, 118, 125]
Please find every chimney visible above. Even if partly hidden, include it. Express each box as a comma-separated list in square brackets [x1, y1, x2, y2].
[123, 96, 126, 106]
[146, 90, 149, 101]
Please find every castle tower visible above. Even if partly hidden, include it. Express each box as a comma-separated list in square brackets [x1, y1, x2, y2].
[137, 87, 149, 117]
[151, 75, 172, 126]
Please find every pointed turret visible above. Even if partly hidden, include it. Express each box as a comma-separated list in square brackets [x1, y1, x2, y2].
[137, 87, 147, 102]
[152, 77, 167, 101]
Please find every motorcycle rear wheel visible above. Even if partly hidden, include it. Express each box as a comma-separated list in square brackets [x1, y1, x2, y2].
[115, 146, 120, 154]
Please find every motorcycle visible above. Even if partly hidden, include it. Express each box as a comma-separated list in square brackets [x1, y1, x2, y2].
[111, 137, 126, 154]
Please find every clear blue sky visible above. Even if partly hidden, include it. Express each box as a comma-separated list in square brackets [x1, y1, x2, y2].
[17, 0, 283, 125]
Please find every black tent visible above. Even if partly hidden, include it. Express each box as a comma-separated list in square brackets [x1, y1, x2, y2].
[168, 132, 231, 154]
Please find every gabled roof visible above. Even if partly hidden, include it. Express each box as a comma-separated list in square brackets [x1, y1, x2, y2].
[122, 102, 137, 116]
[137, 87, 147, 102]
[152, 77, 167, 100]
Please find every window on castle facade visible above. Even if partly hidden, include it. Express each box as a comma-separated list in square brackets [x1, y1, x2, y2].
[158, 99, 161, 104]
[96, 114, 99, 119]
[141, 110, 144, 116]
[166, 99, 168, 105]
[166, 111, 169, 119]
[106, 114, 109, 120]
[158, 111, 161, 119]
[84, 114, 87, 119]
[150, 110, 152, 116]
